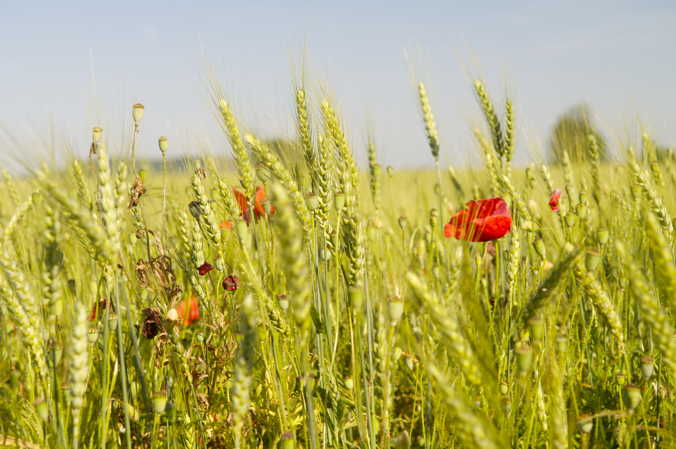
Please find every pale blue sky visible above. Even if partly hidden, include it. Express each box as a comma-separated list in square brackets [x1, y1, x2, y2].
[1, 1, 675, 170]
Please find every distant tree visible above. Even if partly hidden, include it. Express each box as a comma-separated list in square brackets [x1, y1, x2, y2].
[548, 104, 607, 164]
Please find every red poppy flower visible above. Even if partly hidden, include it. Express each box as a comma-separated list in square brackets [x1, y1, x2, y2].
[444, 197, 512, 242]
[549, 189, 562, 212]
[219, 220, 233, 230]
[233, 186, 275, 224]
[174, 296, 200, 326]
[198, 262, 214, 276]
[222, 275, 240, 292]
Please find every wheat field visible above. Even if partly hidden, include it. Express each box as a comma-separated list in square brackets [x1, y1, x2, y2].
[0, 80, 673, 449]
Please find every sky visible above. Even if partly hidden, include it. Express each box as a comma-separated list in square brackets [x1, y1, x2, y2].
[1, 0, 675, 172]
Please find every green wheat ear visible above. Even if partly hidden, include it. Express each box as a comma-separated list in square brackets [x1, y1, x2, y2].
[219, 99, 256, 198]
[417, 82, 440, 161]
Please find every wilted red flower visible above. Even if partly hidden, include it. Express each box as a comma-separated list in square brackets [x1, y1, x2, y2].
[198, 262, 214, 276]
[444, 197, 512, 242]
[88, 298, 114, 321]
[222, 275, 240, 292]
[549, 189, 562, 212]
[174, 296, 200, 326]
[141, 308, 163, 339]
[219, 220, 233, 230]
[233, 186, 275, 224]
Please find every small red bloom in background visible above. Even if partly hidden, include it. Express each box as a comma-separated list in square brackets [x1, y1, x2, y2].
[233, 186, 275, 224]
[222, 275, 240, 291]
[173, 296, 200, 326]
[198, 262, 214, 276]
[444, 197, 512, 242]
[549, 189, 562, 212]
[219, 220, 233, 230]
[88, 298, 113, 321]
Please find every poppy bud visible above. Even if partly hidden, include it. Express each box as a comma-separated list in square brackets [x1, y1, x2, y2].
[158, 136, 168, 154]
[398, 216, 408, 230]
[576, 415, 593, 434]
[278, 295, 289, 311]
[623, 384, 642, 410]
[598, 230, 610, 245]
[515, 343, 533, 375]
[640, 355, 655, 379]
[429, 208, 439, 229]
[345, 377, 354, 390]
[535, 239, 547, 260]
[132, 103, 145, 123]
[616, 372, 626, 385]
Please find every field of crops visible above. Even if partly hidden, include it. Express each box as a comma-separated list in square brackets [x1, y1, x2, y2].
[0, 81, 673, 449]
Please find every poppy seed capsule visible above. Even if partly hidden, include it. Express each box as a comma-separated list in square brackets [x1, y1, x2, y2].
[153, 392, 168, 414]
[576, 415, 593, 433]
[585, 249, 602, 272]
[92, 126, 103, 144]
[528, 315, 545, 342]
[158, 136, 168, 154]
[278, 432, 295, 449]
[556, 335, 568, 354]
[388, 297, 404, 324]
[132, 103, 145, 123]
[623, 384, 642, 409]
[640, 355, 655, 379]
[34, 398, 48, 422]
[598, 230, 610, 245]
[515, 343, 533, 375]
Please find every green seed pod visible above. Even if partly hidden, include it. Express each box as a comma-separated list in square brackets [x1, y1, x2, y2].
[349, 287, 363, 310]
[640, 355, 655, 379]
[534, 238, 547, 260]
[576, 415, 593, 434]
[388, 297, 404, 324]
[153, 392, 168, 414]
[623, 384, 642, 410]
[278, 432, 295, 449]
[585, 249, 602, 272]
[158, 136, 168, 154]
[556, 335, 568, 354]
[516, 343, 533, 375]
[528, 315, 545, 343]
[34, 399, 48, 422]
